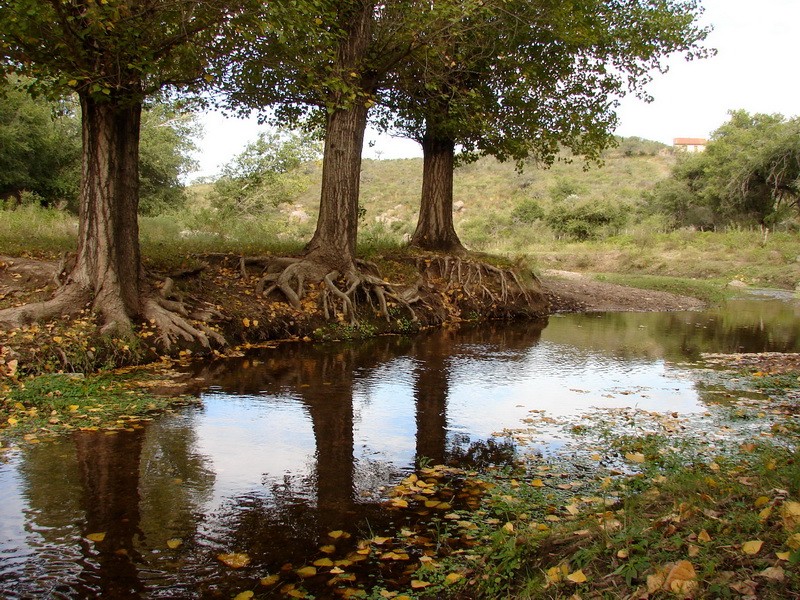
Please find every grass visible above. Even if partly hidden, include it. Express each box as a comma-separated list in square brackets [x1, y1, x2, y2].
[4, 151, 799, 291]
[0, 368, 197, 443]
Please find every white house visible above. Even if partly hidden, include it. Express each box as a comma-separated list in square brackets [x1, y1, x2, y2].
[673, 137, 708, 152]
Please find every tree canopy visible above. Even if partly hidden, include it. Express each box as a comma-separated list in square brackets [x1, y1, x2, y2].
[649, 110, 800, 229]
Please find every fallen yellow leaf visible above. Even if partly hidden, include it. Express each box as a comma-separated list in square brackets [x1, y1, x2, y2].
[313, 557, 334, 567]
[86, 532, 106, 542]
[260, 574, 280, 586]
[296, 566, 316, 578]
[781, 501, 800, 531]
[625, 452, 645, 463]
[410, 580, 430, 589]
[742, 540, 763, 555]
[697, 529, 712, 543]
[242, 318, 250, 328]
[776, 551, 791, 560]
[444, 572, 464, 585]
[531, 479, 544, 487]
[166, 538, 182, 549]
[233, 592, 254, 600]
[755, 496, 770, 508]
[566, 569, 587, 583]
[218, 553, 251, 568]
[328, 530, 348, 539]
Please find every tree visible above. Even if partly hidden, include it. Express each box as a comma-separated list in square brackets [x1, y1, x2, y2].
[0, 0, 250, 345]
[138, 101, 200, 217]
[210, 130, 321, 217]
[220, 1, 457, 317]
[377, 0, 712, 252]
[649, 110, 800, 229]
[0, 78, 80, 207]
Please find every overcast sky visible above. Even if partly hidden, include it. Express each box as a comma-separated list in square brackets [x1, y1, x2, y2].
[192, 0, 800, 179]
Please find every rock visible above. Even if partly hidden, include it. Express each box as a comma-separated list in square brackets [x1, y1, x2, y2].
[453, 200, 465, 212]
[727, 280, 748, 289]
[288, 209, 310, 222]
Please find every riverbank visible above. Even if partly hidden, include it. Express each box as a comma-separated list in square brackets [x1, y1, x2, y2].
[0, 250, 713, 380]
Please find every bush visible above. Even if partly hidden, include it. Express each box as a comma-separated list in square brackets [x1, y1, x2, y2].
[511, 198, 545, 223]
[545, 199, 627, 240]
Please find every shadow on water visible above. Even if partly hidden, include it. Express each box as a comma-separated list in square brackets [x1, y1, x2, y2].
[1, 295, 799, 597]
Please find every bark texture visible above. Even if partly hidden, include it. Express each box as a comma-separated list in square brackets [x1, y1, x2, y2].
[304, 1, 375, 271]
[70, 93, 143, 332]
[410, 133, 465, 254]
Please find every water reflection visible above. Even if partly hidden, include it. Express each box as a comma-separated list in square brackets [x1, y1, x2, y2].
[1, 296, 799, 598]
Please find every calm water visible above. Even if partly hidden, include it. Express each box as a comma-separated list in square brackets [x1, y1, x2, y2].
[1, 294, 798, 598]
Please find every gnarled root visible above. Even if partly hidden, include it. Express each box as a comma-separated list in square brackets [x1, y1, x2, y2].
[241, 256, 420, 324]
[321, 268, 420, 325]
[0, 283, 91, 329]
[143, 297, 225, 350]
[416, 255, 540, 311]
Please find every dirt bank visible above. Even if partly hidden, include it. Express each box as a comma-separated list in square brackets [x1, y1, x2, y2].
[541, 269, 706, 312]
[1, 255, 705, 377]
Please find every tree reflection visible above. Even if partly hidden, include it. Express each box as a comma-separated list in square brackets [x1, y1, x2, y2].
[74, 429, 145, 598]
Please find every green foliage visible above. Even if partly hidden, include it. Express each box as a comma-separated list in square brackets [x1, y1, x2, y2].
[649, 110, 800, 229]
[611, 136, 670, 157]
[137, 102, 201, 216]
[546, 199, 627, 241]
[379, 0, 711, 169]
[511, 199, 545, 224]
[0, 78, 80, 206]
[0, 80, 201, 215]
[209, 130, 321, 216]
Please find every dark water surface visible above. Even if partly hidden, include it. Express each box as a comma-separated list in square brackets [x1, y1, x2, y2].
[1, 294, 798, 598]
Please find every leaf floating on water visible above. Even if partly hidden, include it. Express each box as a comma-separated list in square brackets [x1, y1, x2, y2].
[233, 592, 254, 600]
[166, 538, 182, 549]
[218, 553, 251, 568]
[296, 566, 317, 578]
[319, 544, 336, 554]
[742, 540, 763, 555]
[260, 574, 280, 586]
[313, 557, 334, 567]
[86, 532, 106, 542]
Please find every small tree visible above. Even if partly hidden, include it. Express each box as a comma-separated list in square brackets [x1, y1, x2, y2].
[0, 0, 252, 345]
[0, 78, 80, 207]
[210, 130, 321, 217]
[378, 0, 712, 253]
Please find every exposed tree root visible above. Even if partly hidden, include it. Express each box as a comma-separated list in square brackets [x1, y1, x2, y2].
[0, 270, 225, 352]
[145, 277, 226, 350]
[240, 256, 420, 325]
[415, 255, 540, 310]
[0, 283, 91, 329]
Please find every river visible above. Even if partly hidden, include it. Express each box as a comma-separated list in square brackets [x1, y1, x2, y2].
[1, 293, 798, 598]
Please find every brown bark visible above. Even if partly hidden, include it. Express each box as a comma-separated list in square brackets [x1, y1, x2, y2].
[410, 132, 466, 254]
[304, 1, 375, 271]
[304, 102, 370, 271]
[70, 93, 143, 332]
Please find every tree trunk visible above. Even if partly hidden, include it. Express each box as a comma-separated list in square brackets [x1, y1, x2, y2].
[71, 93, 143, 332]
[304, 1, 374, 271]
[411, 132, 465, 253]
[304, 102, 369, 271]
